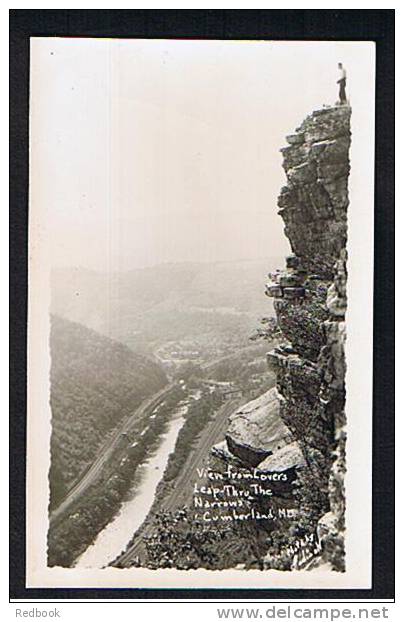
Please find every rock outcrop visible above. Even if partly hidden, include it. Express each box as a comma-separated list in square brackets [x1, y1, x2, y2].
[225, 387, 292, 467]
[213, 104, 350, 571]
[268, 104, 350, 570]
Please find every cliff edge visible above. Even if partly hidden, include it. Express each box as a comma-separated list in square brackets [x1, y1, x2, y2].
[215, 104, 351, 571]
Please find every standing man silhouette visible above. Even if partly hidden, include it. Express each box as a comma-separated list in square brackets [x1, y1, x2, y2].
[337, 63, 347, 105]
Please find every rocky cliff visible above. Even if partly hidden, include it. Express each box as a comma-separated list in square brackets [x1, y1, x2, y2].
[213, 105, 351, 571]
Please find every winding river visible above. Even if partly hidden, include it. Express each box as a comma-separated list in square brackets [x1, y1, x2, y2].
[75, 404, 189, 568]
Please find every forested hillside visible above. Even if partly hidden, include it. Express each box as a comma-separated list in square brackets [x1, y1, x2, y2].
[49, 315, 167, 510]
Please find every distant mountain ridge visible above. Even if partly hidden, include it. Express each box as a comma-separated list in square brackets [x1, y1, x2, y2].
[51, 259, 282, 351]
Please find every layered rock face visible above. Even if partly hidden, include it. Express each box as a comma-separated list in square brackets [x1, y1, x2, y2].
[266, 105, 350, 570]
[277, 106, 350, 279]
[213, 105, 350, 571]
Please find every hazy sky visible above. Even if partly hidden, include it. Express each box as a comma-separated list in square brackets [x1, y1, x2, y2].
[31, 39, 369, 272]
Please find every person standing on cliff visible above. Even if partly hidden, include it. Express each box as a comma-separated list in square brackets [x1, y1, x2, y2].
[337, 62, 347, 105]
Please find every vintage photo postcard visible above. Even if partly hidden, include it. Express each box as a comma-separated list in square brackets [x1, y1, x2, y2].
[26, 38, 375, 590]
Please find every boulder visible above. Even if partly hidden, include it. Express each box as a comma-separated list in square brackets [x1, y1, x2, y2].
[257, 441, 306, 473]
[226, 388, 292, 467]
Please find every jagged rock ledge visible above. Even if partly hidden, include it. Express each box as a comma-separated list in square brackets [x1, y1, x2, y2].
[212, 104, 350, 572]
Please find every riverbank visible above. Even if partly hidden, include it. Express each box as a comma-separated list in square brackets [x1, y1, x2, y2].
[112, 390, 235, 567]
[47, 384, 186, 567]
[75, 406, 189, 568]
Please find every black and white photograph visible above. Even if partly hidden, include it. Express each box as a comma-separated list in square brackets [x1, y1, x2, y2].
[21, 32, 381, 592]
